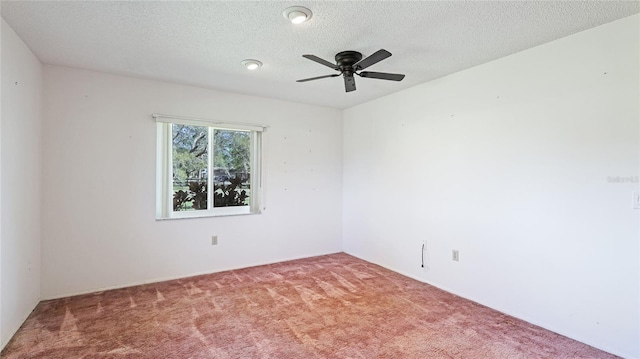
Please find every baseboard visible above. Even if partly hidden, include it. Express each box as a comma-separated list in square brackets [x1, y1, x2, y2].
[343, 251, 635, 359]
[42, 251, 343, 301]
[1, 295, 40, 352]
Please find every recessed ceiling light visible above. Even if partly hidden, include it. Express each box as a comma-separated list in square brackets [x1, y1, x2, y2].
[283, 6, 312, 24]
[241, 59, 262, 70]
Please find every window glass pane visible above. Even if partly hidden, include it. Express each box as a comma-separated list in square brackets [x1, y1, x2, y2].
[172, 124, 208, 211]
[213, 129, 251, 207]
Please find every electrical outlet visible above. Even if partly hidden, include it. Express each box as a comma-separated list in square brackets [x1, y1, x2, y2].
[452, 250, 459, 261]
[211, 236, 218, 246]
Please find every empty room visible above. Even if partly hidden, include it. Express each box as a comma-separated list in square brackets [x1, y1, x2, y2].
[1, 1, 638, 358]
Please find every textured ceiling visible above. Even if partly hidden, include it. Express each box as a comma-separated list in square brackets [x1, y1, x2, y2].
[2, 1, 638, 109]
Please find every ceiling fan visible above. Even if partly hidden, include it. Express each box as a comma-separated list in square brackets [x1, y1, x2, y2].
[297, 49, 405, 92]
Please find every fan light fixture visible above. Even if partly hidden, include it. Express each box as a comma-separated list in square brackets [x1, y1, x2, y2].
[283, 6, 312, 24]
[241, 59, 262, 70]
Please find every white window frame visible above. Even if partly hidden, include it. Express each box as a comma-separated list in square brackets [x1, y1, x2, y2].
[154, 114, 265, 220]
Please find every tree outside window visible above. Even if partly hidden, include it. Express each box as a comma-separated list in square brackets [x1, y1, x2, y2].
[171, 124, 252, 212]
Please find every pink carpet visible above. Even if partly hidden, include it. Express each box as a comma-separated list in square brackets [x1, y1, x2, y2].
[1, 253, 617, 358]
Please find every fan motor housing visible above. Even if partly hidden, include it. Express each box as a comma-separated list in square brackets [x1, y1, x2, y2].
[335, 51, 362, 70]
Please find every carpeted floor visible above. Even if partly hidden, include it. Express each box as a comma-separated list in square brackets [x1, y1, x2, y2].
[2, 253, 617, 358]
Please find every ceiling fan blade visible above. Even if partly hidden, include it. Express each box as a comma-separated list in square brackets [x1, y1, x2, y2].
[344, 76, 356, 92]
[358, 71, 405, 81]
[302, 55, 339, 70]
[354, 49, 392, 70]
[297, 74, 340, 82]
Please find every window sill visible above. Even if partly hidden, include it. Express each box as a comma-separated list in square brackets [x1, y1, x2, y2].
[156, 208, 263, 221]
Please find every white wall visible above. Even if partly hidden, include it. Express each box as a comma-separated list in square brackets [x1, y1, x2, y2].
[41, 65, 343, 299]
[1, 18, 42, 349]
[343, 15, 639, 358]
[0, 17, 2, 352]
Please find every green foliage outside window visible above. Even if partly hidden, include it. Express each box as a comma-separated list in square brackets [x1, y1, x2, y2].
[171, 124, 251, 211]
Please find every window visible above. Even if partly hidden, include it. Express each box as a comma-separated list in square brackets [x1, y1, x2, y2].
[155, 114, 264, 219]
